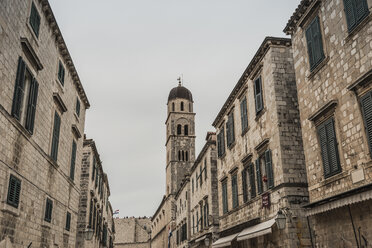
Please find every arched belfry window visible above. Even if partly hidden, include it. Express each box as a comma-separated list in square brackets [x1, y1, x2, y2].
[172, 102, 175, 111]
[184, 125, 189, 136]
[185, 151, 189, 161]
[178, 151, 181, 161]
[177, 125, 182, 135]
[181, 102, 184, 111]
[182, 151, 185, 161]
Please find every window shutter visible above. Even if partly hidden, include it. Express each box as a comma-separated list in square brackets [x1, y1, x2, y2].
[66, 212, 71, 231]
[25, 78, 39, 134]
[305, 26, 315, 69]
[89, 199, 93, 227]
[355, 0, 369, 23]
[7, 175, 21, 208]
[70, 141, 77, 180]
[256, 159, 263, 194]
[45, 198, 53, 222]
[325, 119, 341, 175]
[29, 3, 40, 37]
[249, 163, 256, 198]
[51, 112, 61, 161]
[361, 92, 372, 157]
[344, 0, 357, 30]
[254, 77, 263, 113]
[200, 166, 203, 186]
[265, 150, 274, 189]
[12, 57, 26, 120]
[241, 97, 248, 131]
[92, 157, 96, 181]
[222, 181, 228, 213]
[76, 98, 81, 117]
[312, 16, 324, 67]
[242, 168, 248, 202]
[318, 123, 331, 176]
[230, 113, 235, 145]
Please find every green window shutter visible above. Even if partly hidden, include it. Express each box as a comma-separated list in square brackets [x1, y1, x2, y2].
[305, 26, 315, 69]
[58, 61, 65, 85]
[232, 174, 238, 208]
[254, 77, 263, 114]
[240, 97, 248, 132]
[325, 119, 341, 175]
[265, 150, 274, 189]
[256, 159, 263, 194]
[51, 112, 61, 161]
[29, 2, 40, 37]
[344, 0, 369, 31]
[76, 97, 81, 117]
[344, 0, 357, 30]
[229, 112, 235, 145]
[222, 181, 228, 214]
[318, 123, 330, 176]
[360, 92, 372, 157]
[249, 163, 256, 198]
[355, 0, 369, 22]
[217, 128, 225, 157]
[25, 78, 39, 134]
[306, 16, 324, 70]
[70, 140, 77, 180]
[92, 157, 96, 181]
[66, 212, 71, 231]
[7, 175, 21, 208]
[12, 57, 26, 120]
[45, 198, 53, 222]
[242, 168, 248, 203]
[200, 166, 203, 186]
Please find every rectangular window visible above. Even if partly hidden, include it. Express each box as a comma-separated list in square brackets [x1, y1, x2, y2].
[256, 158, 263, 194]
[199, 166, 203, 186]
[92, 157, 96, 181]
[306, 16, 325, 71]
[226, 111, 235, 147]
[254, 76, 264, 114]
[12, 57, 39, 134]
[232, 174, 238, 208]
[196, 211, 199, 232]
[192, 178, 194, 193]
[249, 163, 256, 198]
[242, 168, 248, 203]
[7, 175, 21, 208]
[29, 2, 40, 37]
[256, 150, 274, 194]
[76, 97, 81, 117]
[44, 198, 53, 223]
[69, 140, 77, 180]
[192, 215, 195, 234]
[240, 97, 248, 132]
[343, 0, 369, 32]
[360, 91, 372, 157]
[65, 212, 71, 231]
[222, 180, 228, 214]
[51, 111, 61, 162]
[204, 158, 207, 180]
[58, 61, 65, 85]
[317, 118, 341, 178]
[196, 173, 198, 190]
[200, 204, 203, 230]
[89, 199, 93, 227]
[217, 126, 226, 157]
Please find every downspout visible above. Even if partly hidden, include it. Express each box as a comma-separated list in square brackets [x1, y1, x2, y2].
[306, 216, 315, 248]
[348, 205, 360, 248]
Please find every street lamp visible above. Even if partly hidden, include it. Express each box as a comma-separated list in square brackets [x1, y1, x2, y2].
[84, 228, 94, 240]
[275, 210, 287, 230]
[204, 238, 210, 247]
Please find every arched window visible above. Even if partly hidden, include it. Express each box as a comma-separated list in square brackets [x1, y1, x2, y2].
[178, 151, 181, 161]
[184, 125, 189, 136]
[185, 151, 189, 161]
[181, 102, 184, 111]
[172, 102, 175, 111]
[177, 124, 182, 135]
[182, 151, 185, 161]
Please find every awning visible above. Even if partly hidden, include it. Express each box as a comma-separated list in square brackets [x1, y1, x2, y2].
[195, 235, 207, 243]
[212, 233, 239, 248]
[307, 189, 372, 216]
[237, 218, 276, 241]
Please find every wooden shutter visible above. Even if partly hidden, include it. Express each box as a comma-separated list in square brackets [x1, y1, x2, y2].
[232, 174, 238, 208]
[30, 3, 40, 37]
[200, 166, 203, 186]
[240, 97, 248, 131]
[242, 168, 248, 203]
[344, 0, 357, 30]
[89, 199, 93, 227]
[305, 25, 315, 69]
[70, 141, 77, 180]
[325, 119, 341, 175]
[256, 159, 263, 194]
[204, 159, 207, 180]
[58, 61, 65, 85]
[318, 123, 331, 176]
[12, 57, 26, 120]
[254, 77, 263, 113]
[222, 181, 228, 213]
[92, 157, 96, 181]
[265, 150, 274, 189]
[355, 0, 369, 22]
[7, 175, 21, 208]
[51, 112, 61, 161]
[312, 16, 324, 67]
[25, 78, 39, 134]
[361, 92, 372, 157]
[45, 198, 53, 222]
[249, 163, 256, 198]
[230, 112, 235, 145]
[66, 212, 71, 231]
[76, 98, 81, 117]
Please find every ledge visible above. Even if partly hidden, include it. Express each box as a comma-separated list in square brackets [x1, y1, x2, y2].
[308, 100, 338, 122]
[347, 68, 372, 92]
[307, 56, 330, 80]
[254, 138, 269, 152]
[241, 153, 253, 164]
[72, 124, 82, 139]
[344, 12, 371, 44]
[53, 93, 67, 113]
[20, 37, 43, 71]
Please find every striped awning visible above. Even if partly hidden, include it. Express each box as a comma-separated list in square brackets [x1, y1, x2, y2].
[307, 189, 372, 216]
[237, 218, 276, 241]
[212, 233, 239, 248]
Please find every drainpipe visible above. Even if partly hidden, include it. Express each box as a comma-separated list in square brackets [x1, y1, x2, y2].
[306, 216, 314, 248]
[348, 205, 360, 248]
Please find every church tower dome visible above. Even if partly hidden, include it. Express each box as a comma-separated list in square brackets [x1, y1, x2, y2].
[167, 83, 193, 103]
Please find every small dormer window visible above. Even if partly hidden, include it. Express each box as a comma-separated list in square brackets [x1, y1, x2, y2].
[181, 102, 184, 111]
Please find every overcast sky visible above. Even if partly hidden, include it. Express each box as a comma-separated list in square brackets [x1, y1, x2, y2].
[48, 0, 300, 217]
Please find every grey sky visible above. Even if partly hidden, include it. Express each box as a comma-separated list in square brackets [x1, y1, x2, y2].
[48, 0, 299, 217]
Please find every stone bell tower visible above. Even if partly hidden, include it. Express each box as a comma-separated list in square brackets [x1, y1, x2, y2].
[165, 80, 195, 196]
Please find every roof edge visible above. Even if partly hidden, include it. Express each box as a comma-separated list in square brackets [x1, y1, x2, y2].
[283, 0, 314, 35]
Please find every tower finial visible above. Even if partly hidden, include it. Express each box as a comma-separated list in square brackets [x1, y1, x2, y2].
[177, 77, 182, 86]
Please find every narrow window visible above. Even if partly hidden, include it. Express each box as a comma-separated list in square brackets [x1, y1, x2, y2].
[184, 125, 189, 136]
[256, 158, 263, 194]
[192, 215, 195, 234]
[92, 157, 96, 181]
[265, 150, 274, 189]
[12, 57, 39, 134]
[360, 91, 372, 157]
[226, 111, 235, 147]
[240, 97, 248, 132]
[217, 126, 226, 157]
[196, 173, 198, 189]
[254, 76, 264, 114]
[232, 174, 238, 208]
[172, 102, 175, 111]
[242, 167, 248, 203]
[192, 179, 194, 193]
[58, 60, 65, 85]
[343, 0, 369, 32]
[51, 111, 61, 162]
[29, 2, 41, 37]
[196, 211, 199, 232]
[249, 163, 256, 198]
[7, 175, 21, 208]
[177, 124, 182, 135]
[76, 97, 81, 117]
[200, 166, 203, 186]
[306, 16, 325, 71]
[317, 118, 341, 178]
[200, 204, 203, 230]
[65, 212, 71, 231]
[222, 180, 228, 214]
[182, 151, 185, 161]
[44, 198, 53, 222]
[181, 102, 184, 111]
[88, 198, 93, 227]
[204, 158, 207, 180]
[189, 103, 192, 112]
[70, 140, 77, 180]
[185, 151, 189, 161]
[178, 150, 181, 161]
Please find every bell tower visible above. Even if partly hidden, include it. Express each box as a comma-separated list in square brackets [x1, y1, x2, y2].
[165, 80, 195, 196]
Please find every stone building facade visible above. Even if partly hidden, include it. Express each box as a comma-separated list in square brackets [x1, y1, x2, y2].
[212, 37, 310, 248]
[188, 132, 219, 248]
[285, 0, 372, 246]
[174, 178, 190, 248]
[114, 217, 151, 248]
[76, 138, 115, 248]
[151, 83, 196, 248]
[0, 0, 89, 247]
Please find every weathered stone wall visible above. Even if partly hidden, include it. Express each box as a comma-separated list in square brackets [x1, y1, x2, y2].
[0, 0, 88, 247]
[174, 179, 190, 248]
[114, 217, 151, 248]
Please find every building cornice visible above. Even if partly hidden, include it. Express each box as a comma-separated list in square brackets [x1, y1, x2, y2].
[283, 0, 319, 35]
